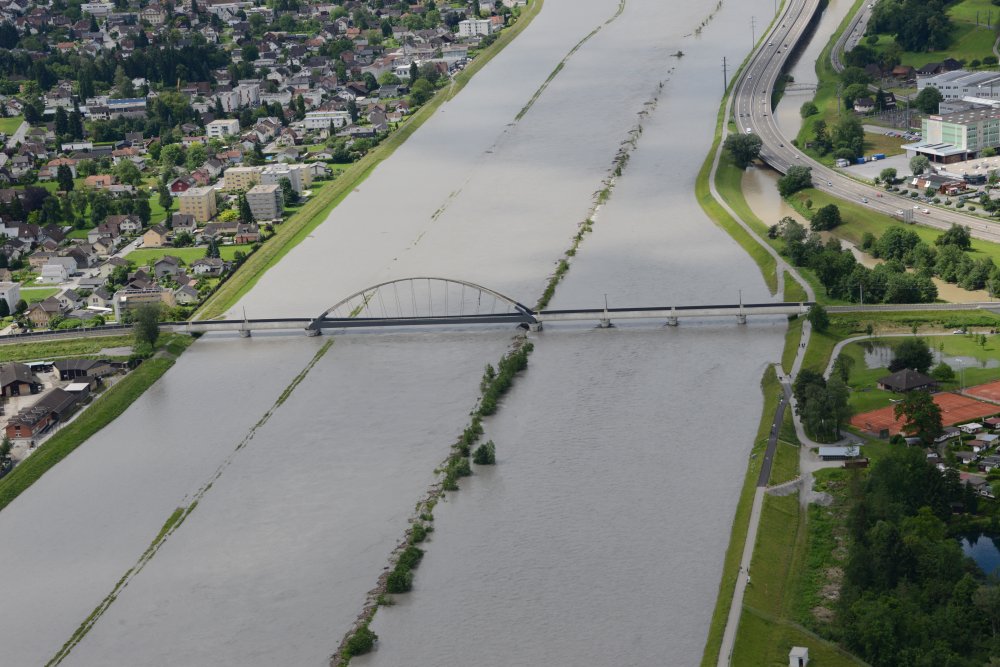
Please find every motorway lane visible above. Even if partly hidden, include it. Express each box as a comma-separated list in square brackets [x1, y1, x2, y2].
[734, 0, 1000, 243]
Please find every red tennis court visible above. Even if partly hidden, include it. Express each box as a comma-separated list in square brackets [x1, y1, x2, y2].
[967, 380, 1000, 404]
[851, 393, 999, 437]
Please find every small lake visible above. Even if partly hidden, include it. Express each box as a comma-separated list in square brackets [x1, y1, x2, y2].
[961, 533, 1000, 576]
[861, 342, 1000, 371]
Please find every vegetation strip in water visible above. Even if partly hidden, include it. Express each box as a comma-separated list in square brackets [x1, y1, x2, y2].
[534, 84, 663, 310]
[45, 339, 334, 666]
[0, 334, 192, 514]
[195, 0, 545, 320]
[331, 338, 533, 666]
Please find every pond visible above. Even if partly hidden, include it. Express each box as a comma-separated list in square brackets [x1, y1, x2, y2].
[961, 533, 1000, 576]
[861, 341, 1000, 371]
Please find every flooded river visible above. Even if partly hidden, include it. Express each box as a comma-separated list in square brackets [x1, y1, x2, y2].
[0, 0, 790, 665]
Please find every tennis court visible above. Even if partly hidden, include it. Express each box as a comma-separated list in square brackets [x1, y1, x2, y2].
[967, 380, 1000, 404]
[851, 392, 999, 437]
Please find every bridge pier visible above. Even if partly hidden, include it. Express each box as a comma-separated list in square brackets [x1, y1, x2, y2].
[665, 316, 678, 327]
[598, 318, 612, 328]
[736, 314, 747, 325]
[528, 322, 543, 332]
[238, 328, 251, 338]
[304, 328, 322, 337]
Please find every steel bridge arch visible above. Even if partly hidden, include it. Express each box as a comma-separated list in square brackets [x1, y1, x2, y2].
[311, 277, 537, 327]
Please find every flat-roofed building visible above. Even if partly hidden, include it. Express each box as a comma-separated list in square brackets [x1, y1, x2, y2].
[223, 166, 263, 191]
[177, 185, 218, 223]
[246, 183, 283, 221]
[206, 118, 241, 138]
[260, 163, 312, 194]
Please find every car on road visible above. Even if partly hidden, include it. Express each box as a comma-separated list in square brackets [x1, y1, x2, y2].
[827, 181, 832, 186]
[913, 205, 920, 209]
[923, 208, 930, 213]
[895, 209, 904, 215]
[862, 197, 868, 203]
[745, 127, 752, 134]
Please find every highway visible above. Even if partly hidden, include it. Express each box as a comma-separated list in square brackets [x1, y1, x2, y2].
[736, 0, 1000, 243]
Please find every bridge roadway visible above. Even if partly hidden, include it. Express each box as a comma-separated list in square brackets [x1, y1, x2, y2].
[737, 0, 1000, 244]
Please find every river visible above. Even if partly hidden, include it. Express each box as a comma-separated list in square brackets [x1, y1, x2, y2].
[0, 0, 786, 665]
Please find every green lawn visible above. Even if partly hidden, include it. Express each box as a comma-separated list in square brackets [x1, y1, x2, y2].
[20, 287, 60, 303]
[126, 244, 253, 266]
[784, 316, 804, 374]
[785, 273, 808, 303]
[0, 335, 134, 362]
[0, 116, 22, 135]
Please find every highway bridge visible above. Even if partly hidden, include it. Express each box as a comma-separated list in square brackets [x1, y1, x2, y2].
[736, 0, 1000, 244]
[2, 278, 997, 344]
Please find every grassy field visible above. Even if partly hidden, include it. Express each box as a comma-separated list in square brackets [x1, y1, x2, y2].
[0, 115, 22, 135]
[20, 287, 60, 303]
[783, 316, 804, 374]
[0, 335, 192, 512]
[785, 273, 808, 303]
[700, 366, 779, 666]
[0, 335, 134, 362]
[194, 0, 546, 319]
[126, 244, 253, 266]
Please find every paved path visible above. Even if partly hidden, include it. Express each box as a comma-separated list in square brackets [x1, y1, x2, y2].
[717, 486, 765, 667]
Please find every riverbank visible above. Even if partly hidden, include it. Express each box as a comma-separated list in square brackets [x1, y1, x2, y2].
[195, 0, 545, 320]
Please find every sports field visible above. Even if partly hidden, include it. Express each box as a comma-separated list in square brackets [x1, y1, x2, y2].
[967, 379, 1000, 404]
[851, 392, 998, 436]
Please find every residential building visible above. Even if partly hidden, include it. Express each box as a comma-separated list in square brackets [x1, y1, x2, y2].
[259, 163, 312, 194]
[112, 287, 176, 319]
[177, 186, 218, 223]
[303, 110, 352, 130]
[223, 166, 263, 191]
[246, 183, 283, 221]
[6, 388, 80, 442]
[0, 281, 19, 312]
[206, 119, 241, 138]
[142, 224, 170, 248]
[458, 18, 495, 37]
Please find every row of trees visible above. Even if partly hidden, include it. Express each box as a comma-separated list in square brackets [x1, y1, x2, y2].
[810, 116, 865, 161]
[867, 0, 954, 52]
[793, 368, 852, 441]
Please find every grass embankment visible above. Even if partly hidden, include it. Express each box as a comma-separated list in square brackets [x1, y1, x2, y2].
[785, 273, 808, 303]
[783, 316, 804, 374]
[700, 365, 782, 666]
[698, 121, 779, 294]
[195, 0, 545, 319]
[0, 335, 133, 362]
[0, 334, 194, 513]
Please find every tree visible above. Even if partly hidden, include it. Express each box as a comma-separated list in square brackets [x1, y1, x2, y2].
[833, 352, 855, 382]
[0, 435, 11, 461]
[894, 390, 943, 445]
[379, 72, 401, 86]
[57, 164, 74, 192]
[347, 98, 359, 123]
[409, 78, 434, 106]
[810, 203, 842, 231]
[185, 144, 207, 171]
[723, 132, 763, 169]
[889, 337, 934, 373]
[879, 167, 897, 184]
[114, 160, 142, 186]
[914, 86, 943, 114]
[132, 303, 161, 349]
[800, 101, 818, 118]
[206, 237, 220, 259]
[777, 166, 813, 197]
[806, 303, 830, 332]
[160, 143, 185, 168]
[930, 362, 955, 382]
[910, 154, 930, 176]
[935, 223, 972, 250]
[278, 177, 297, 206]
[158, 184, 173, 211]
[237, 194, 254, 225]
[409, 62, 418, 85]
[832, 115, 865, 158]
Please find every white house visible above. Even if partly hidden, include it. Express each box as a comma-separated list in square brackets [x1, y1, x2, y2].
[304, 110, 352, 130]
[0, 281, 19, 312]
[458, 18, 494, 38]
[39, 263, 70, 284]
[206, 118, 241, 138]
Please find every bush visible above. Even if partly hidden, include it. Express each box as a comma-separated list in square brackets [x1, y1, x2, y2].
[449, 456, 471, 478]
[343, 626, 377, 657]
[397, 545, 424, 570]
[410, 523, 427, 544]
[473, 440, 496, 465]
[385, 565, 413, 593]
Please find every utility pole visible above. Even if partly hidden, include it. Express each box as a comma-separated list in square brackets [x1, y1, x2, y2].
[751, 16, 756, 50]
[722, 56, 728, 93]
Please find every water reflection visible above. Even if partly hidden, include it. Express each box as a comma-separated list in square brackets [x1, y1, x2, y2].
[962, 533, 1000, 576]
[861, 341, 1000, 370]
